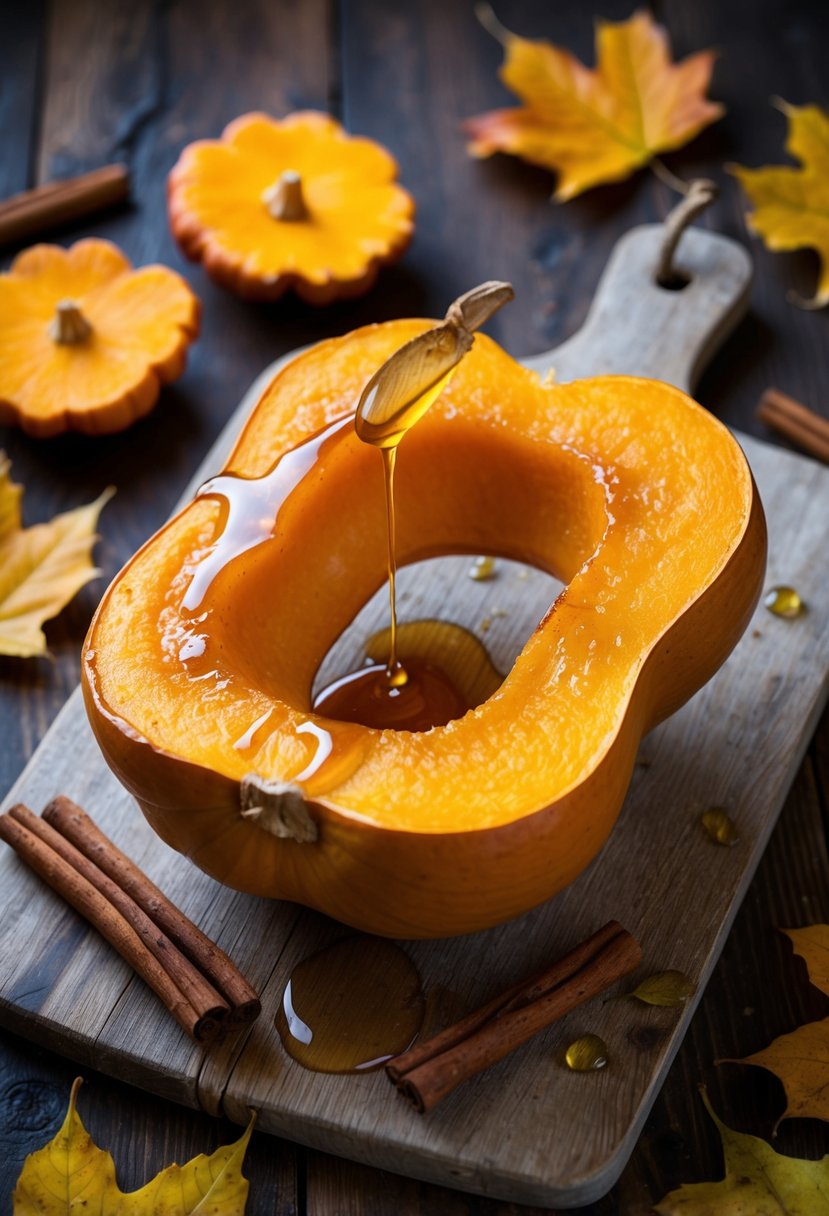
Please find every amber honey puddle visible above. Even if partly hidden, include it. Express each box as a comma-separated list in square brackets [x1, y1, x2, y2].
[276, 936, 425, 1073]
[314, 618, 502, 731]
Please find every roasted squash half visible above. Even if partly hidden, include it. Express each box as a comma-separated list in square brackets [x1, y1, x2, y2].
[83, 322, 766, 937]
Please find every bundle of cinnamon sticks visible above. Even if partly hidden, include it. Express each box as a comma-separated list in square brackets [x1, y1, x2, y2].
[0, 796, 259, 1043]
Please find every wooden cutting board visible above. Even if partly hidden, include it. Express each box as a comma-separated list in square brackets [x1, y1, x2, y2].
[2, 224, 828, 1208]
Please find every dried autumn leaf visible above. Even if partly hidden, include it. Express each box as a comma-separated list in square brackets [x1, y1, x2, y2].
[121, 1118, 254, 1215]
[13, 1077, 254, 1215]
[730, 101, 829, 308]
[728, 926, 829, 1124]
[0, 452, 112, 657]
[13, 1078, 119, 1215]
[466, 8, 723, 200]
[655, 1087, 829, 1214]
[786, 925, 829, 994]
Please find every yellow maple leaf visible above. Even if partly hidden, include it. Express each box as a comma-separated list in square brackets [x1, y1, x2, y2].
[13, 1077, 254, 1215]
[730, 101, 829, 309]
[0, 453, 22, 543]
[728, 926, 829, 1124]
[0, 452, 112, 657]
[655, 1088, 829, 1214]
[465, 8, 723, 200]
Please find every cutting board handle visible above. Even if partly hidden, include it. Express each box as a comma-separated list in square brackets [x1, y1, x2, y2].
[523, 225, 752, 394]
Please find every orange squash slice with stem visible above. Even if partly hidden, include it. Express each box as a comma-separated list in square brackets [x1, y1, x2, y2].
[168, 112, 414, 303]
[83, 321, 766, 938]
[0, 239, 199, 437]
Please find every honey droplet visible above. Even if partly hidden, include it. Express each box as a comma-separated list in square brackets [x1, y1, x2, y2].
[701, 807, 739, 847]
[276, 936, 425, 1074]
[388, 663, 409, 689]
[629, 971, 696, 1007]
[564, 1034, 608, 1071]
[469, 555, 497, 582]
[764, 585, 806, 618]
[365, 619, 502, 710]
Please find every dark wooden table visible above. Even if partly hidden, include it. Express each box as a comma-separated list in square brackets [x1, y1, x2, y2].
[2, 1, 828, 1211]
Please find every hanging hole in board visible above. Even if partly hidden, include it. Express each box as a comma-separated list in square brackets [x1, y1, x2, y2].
[656, 269, 692, 292]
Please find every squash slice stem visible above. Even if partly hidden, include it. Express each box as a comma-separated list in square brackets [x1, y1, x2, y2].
[48, 298, 92, 345]
[262, 170, 308, 222]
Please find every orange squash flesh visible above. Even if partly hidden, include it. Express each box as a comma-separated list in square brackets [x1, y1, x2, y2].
[83, 322, 766, 938]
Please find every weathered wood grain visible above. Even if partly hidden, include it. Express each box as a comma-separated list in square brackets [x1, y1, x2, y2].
[0, 3, 46, 200]
[524, 226, 751, 392]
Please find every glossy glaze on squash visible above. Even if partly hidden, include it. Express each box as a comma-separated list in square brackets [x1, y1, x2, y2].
[83, 322, 766, 937]
[168, 112, 414, 303]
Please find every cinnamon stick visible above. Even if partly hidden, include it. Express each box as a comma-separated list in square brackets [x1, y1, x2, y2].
[8, 804, 229, 1032]
[42, 795, 260, 1025]
[387, 921, 641, 1113]
[0, 165, 130, 247]
[0, 808, 219, 1042]
[757, 387, 829, 464]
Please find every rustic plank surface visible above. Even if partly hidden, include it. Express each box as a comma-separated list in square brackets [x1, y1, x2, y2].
[1, 0, 828, 1211]
[0, 1, 45, 202]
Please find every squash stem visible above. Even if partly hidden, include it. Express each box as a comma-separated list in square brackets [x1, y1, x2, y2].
[48, 299, 92, 345]
[263, 170, 308, 222]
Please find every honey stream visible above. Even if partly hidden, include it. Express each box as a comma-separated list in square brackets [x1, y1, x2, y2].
[344, 279, 513, 722]
[357, 355, 463, 683]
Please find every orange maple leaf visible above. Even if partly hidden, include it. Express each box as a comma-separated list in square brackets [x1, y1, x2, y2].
[465, 9, 724, 201]
[729, 101, 829, 309]
[727, 926, 829, 1126]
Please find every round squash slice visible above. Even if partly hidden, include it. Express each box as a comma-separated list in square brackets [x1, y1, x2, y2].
[168, 112, 414, 303]
[83, 322, 767, 938]
[0, 239, 199, 437]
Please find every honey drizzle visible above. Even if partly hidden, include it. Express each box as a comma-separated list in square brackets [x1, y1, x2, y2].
[361, 361, 461, 683]
[183, 413, 352, 613]
[381, 446, 405, 682]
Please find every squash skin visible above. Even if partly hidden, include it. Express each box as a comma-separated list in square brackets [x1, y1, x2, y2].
[167, 112, 415, 304]
[83, 323, 767, 938]
[0, 240, 199, 437]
